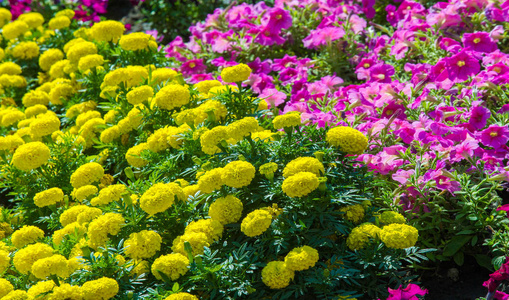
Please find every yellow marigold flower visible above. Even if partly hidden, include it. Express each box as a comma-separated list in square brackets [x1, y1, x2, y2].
[59, 205, 88, 226]
[226, 117, 259, 143]
[13, 242, 54, 274]
[11, 141, 50, 171]
[56, 9, 75, 19]
[283, 157, 325, 178]
[22, 90, 50, 107]
[151, 253, 189, 281]
[0, 135, 24, 151]
[0, 74, 27, 87]
[87, 213, 125, 249]
[259, 162, 278, 179]
[52, 222, 86, 246]
[0, 8, 12, 28]
[2, 20, 29, 40]
[11, 225, 44, 248]
[0, 48, 4, 61]
[70, 162, 104, 188]
[164, 293, 199, 300]
[167, 124, 191, 149]
[171, 232, 210, 256]
[90, 20, 125, 42]
[18, 12, 44, 28]
[346, 223, 381, 250]
[0, 279, 13, 298]
[379, 211, 406, 225]
[380, 224, 418, 249]
[194, 80, 221, 94]
[208, 85, 239, 96]
[1, 110, 25, 127]
[284, 246, 319, 271]
[273, 111, 302, 129]
[90, 184, 126, 206]
[119, 32, 154, 51]
[220, 63, 252, 83]
[197, 168, 223, 194]
[48, 16, 70, 30]
[29, 113, 60, 138]
[208, 195, 243, 225]
[147, 126, 173, 152]
[126, 142, 150, 168]
[67, 41, 97, 64]
[24, 104, 47, 118]
[126, 85, 153, 105]
[76, 207, 102, 225]
[27, 280, 55, 300]
[154, 84, 190, 110]
[12, 41, 39, 60]
[51, 283, 83, 299]
[78, 54, 104, 72]
[221, 160, 256, 188]
[99, 125, 120, 144]
[103, 109, 118, 124]
[139, 183, 176, 215]
[185, 219, 223, 242]
[282, 172, 319, 198]
[48, 59, 71, 79]
[0, 249, 9, 273]
[33, 187, 64, 208]
[241, 209, 272, 237]
[251, 130, 275, 142]
[124, 230, 162, 259]
[2, 290, 29, 300]
[31, 254, 70, 279]
[200, 126, 228, 155]
[183, 185, 201, 200]
[261, 261, 294, 289]
[340, 204, 365, 224]
[326, 126, 368, 155]
[0, 62, 22, 75]
[76, 110, 101, 128]
[151, 68, 178, 85]
[82, 277, 119, 300]
[49, 79, 75, 105]
[102, 65, 148, 89]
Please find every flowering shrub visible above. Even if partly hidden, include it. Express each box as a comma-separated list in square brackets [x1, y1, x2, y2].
[162, 0, 509, 269]
[0, 7, 432, 300]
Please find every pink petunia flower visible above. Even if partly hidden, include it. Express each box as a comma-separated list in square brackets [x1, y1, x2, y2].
[445, 50, 480, 82]
[479, 125, 509, 149]
[387, 283, 428, 300]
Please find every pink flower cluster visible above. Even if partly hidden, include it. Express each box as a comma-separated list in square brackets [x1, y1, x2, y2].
[164, 0, 509, 211]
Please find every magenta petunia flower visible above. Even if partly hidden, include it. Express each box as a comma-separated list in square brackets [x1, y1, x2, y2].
[468, 105, 491, 131]
[367, 63, 395, 83]
[387, 283, 428, 300]
[445, 50, 480, 82]
[180, 59, 207, 76]
[261, 7, 292, 34]
[302, 26, 345, 49]
[187, 73, 214, 84]
[479, 125, 509, 149]
[362, 0, 376, 19]
[463, 32, 498, 53]
[259, 88, 286, 108]
[248, 58, 272, 74]
[252, 25, 286, 46]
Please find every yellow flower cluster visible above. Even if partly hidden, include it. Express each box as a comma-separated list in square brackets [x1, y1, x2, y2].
[154, 84, 191, 110]
[284, 246, 319, 271]
[33, 187, 64, 207]
[87, 213, 125, 249]
[124, 230, 162, 259]
[11, 225, 44, 248]
[81, 277, 119, 300]
[151, 253, 189, 281]
[379, 224, 418, 249]
[241, 209, 272, 237]
[13, 242, 54, 274]
[208, 195, 243, 225]
[90, 184, 126, 206]
[273, 111, 302, 129]
[221, 160, 256, 188]
[261, 261, 295, 289]
[283, 156, 325, 178]
[139, 182, 180, 215]
[340, 204, 365, 224]
[70, 162, 104, 188]
[282, 172, 319, 198]
[172, 218, 223, 255]
[379, 211, 406, 224]
[119, 32, 157, 51]
[326, 126, 368, 155]
[346, 223, 381, 250]
[89, 20, 125, 42]
[11, 142, 50, 171]
[220, 63, 252, 83]
[164, 293, 199, 300]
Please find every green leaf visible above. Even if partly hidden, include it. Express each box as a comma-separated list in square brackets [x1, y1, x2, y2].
[442, 235, 472, 257]
[453, 251, 464, 266]
[475, 254, 494, 271]
[172, 282, 179, 292]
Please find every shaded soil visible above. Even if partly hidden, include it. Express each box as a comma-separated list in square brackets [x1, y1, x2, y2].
[420, 255, 490, 299]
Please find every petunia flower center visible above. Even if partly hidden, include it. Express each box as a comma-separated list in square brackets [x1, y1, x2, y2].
[189, 62, 196, 68]
[378, 74, 385, 80]
[494, 66, 502, 73]
[457, 60, 466, 67]
[386, 109, 393, 115]
[364, 63, 370, 68]
[473, 38, 481, 44]
[276, 14, 282, 20]
[490, 131, 498, 137]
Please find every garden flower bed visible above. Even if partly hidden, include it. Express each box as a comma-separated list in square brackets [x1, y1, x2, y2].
[0, 0, 508, 299]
